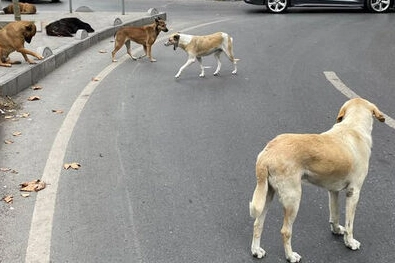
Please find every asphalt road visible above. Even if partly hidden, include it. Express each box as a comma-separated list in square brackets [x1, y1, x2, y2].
[1, 1, 395, 263]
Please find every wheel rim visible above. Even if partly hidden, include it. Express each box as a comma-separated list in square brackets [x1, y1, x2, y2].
[370, 0, 391, 12]
[267, 0, 287, 12]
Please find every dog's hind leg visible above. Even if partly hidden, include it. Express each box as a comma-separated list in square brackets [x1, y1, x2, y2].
[250, 161, 274, 259]
[343, 187, 361, 250]
[278, 183, 302, 263]
[329, 191, 345, 235]
[223, 36, 238, 75]
[250, 185, 274, 259]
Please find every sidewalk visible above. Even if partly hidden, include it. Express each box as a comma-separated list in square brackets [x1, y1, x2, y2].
[0, 8, 166, 96]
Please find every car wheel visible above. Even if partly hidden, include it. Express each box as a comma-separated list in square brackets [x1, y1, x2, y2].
[266, 0, 288, 13]
[365, 0, 392, 12]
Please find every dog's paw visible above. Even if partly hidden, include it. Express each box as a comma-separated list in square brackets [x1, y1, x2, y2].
[345, 238, 360, 250]
[199, 74, 205, 78]
[251, 246, 266, 259]
[150, 58, 157, 62]
[330, 224, 345, 235]
[231, 69, 237, 75]
[286, 252, 302, 263]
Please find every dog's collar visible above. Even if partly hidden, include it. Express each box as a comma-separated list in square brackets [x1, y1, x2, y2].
[173, 42, 178, 51]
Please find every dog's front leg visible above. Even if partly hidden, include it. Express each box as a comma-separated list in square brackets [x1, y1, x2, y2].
[196, 57, 204, 77]
[18, 48, 44, 64]
[344, 187, 361, 250]
[146, 45, 156, 62]
[175, 56, 195, 78]
[328, 191, 345, 235]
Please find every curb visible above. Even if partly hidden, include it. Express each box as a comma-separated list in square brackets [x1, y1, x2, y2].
[0, 12, 166, 96]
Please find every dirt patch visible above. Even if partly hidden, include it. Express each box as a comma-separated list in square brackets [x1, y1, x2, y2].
[0, 96, 20, 121]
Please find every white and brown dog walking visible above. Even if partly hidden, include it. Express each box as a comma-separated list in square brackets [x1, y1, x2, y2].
[249, 98, 385, 262]
[165, 32, 239, 78]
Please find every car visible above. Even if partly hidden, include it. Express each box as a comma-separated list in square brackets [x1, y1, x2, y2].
[244, 0, 394, 13]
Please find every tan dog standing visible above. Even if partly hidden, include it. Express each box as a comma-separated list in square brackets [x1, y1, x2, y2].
[111, 18, 168, 62]
[164, 32, 239, 78]
[2, 3, 37, 14]
[249, 98, 385, 262]
[0, 21, 43, 67]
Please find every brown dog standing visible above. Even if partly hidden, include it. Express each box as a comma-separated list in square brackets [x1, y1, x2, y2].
[112, 18, 169, 62]
[3, 3, 37, 14]
[0, 21, 43, 67]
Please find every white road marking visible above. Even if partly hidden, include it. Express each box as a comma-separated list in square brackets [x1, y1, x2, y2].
[25, 18, 231, 263]
[324, 71, 395, 130]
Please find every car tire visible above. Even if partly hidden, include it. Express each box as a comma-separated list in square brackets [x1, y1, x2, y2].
[365, 0, 392, 12]
[266, 0, 288, 13]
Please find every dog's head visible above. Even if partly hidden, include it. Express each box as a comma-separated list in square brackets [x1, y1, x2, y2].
[164, 33, 180, 50]
[22, 22, 37, 44]
[336, 98, 385, 123]
[155, 18, 169, 33]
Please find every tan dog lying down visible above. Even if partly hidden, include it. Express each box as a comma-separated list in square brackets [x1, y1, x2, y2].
[112, 18, 168, 62]
[165, 32, 239, 78]
[249, 98, 385, 262]
[3, 3, 37, 14]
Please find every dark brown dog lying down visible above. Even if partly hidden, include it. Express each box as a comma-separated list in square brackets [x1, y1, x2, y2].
[45, 17, 94, 37]
[0, 21, 43, 67]
[3, 3, 37, 14]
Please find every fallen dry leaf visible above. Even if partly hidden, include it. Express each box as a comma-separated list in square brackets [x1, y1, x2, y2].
[27, 96, 40, 101]
[4, 115, 13, 119]
[21, 193, 30, 198]
[0, 167, 11, 172]
[20, 179, 46, 192]
[52, 109, 64, 114]
[12, 131, 22, 136]
[2, 195, 13, 203]
[4, 139, 14, 144]
[91, 77, 100, 82]
[99, 49, 107, 53]
[21, 112, 30, 118]
[63, 162, 81, 170]
[32, 86, 42, 90]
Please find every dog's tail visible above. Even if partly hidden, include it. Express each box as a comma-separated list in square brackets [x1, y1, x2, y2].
[249, 157, 269, 219]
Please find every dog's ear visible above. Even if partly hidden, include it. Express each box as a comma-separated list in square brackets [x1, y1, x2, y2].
[336, 106, 345, 123]
[173, 34, 180, 51]
[25, 24, 33, 32]
[372, 105, 385, 122]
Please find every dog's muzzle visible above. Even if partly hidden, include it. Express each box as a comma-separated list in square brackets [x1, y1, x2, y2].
[164, 40, 177, 50]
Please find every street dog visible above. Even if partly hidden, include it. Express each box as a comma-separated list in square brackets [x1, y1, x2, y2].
[0, 21, 43, 67]
[3, 3, 37, 14]
[45, 17, 94, 37]
[164, 32, 239, 78]
[111, 18, 169, 62]
[249, 98, 385, 262]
